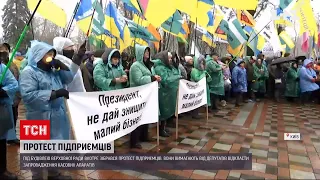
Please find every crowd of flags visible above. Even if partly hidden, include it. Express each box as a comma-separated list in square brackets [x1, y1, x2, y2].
[25, 0, 320, 57]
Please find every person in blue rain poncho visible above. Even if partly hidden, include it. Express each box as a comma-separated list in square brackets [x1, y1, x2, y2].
[232, 59, 247, 106]
[299, 58, 319, 105]
[19, 41, 76, 180]
[0, 44, 19, 180]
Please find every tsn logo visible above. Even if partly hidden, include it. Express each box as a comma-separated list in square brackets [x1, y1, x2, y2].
[284, 133, 301, 141]
[20, 120, 50, 140]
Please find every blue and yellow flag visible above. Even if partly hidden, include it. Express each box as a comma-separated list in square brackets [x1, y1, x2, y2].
[105, 1, 124, 39]
[75, 0, 95, 34]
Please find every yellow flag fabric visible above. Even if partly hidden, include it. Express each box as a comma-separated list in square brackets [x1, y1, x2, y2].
[279, 31, 295, 49]
[275, 18, 293, 27]
[76, 16, 92, 34]
[133, 14, 149, 27]
[293, 0, 318, 43]
[228, 44, 244, 57]
[96, 34, 117, 48]
[214, 0, 258, 10]
[119, 26, 133, 52]
[27, 0, 67, 27]
[257, 35, 265, 51]
[175, 0, 197, 16]
[144, 0, 176, 28]
[190, 1, 212, 28]
[207, 13, 227, 40]
[202, 35, 216, 47]
[236, 10, 255, 27]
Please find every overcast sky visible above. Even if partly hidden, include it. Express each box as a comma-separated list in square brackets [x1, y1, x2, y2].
[0, 0, 319, 39]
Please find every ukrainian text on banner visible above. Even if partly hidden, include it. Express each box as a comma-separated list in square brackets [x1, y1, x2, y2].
[66, 82, 159, 142]
[177, 78, 207, 114]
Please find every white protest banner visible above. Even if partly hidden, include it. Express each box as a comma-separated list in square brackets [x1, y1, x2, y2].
[66, 82, 159, 143]
[177, 78, 207, 114]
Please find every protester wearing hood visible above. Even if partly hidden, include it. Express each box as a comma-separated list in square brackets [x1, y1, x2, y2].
[285, 62, 300, 102]
[299, 59, 319, 105]
[129, 44, 161, 149]
[80, 51, 95, 92]
[252, 59, 269, 101]
[184, 55, 194, 81]
[0, 44, 20, 145]
[0, 44, 19, 180]
[244, 56, 256, 102]
[220, 56, 232, 105]
[190, 55, 211, 119]
[20, 41, 74, 180]
[94, 48, 127, 91]
[232, 59, 247, 106]
[53, 37, 86, 92]
[274, 64, 285, 102]
[152, 51, 180, 137]
[206, 53, 225, 111]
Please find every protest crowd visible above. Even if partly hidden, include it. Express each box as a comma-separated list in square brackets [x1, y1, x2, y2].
[0, 38, 319, 179]
[1, 0, 320, 179]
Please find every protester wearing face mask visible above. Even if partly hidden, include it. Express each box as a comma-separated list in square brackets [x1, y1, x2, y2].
[299, 59, 319, 105]
[93, 48, 127, 91]
[232, 59, 247, 107]
[0, 44, 19, 180]
[19, 41, 74, 179]
[0, 44, 20, 145]
[129, 44, 161, 149]
[53, 37, 86, 92]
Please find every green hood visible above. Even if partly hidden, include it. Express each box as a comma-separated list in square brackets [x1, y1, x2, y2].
[194, 55, 206, 70]
[135, 44, 150, 63]
[205, 54, 213, 62]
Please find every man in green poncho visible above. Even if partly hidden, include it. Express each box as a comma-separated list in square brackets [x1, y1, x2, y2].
[93, 48, 128, 91]
[129, 44, 161, 149]
[206, 53, 225, 111]
[252, 58, 269, 101]
[152, 51, 181, 137]
[190, 55, 211, 119]
[285, 62, 300, 101]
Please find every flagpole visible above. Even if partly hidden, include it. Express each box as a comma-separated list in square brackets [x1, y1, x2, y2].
[165, 11, 177, 49]
[228, 20, 272, 65]
[0, 0, 42, 84]
[86, 1, 99, 37]
[64, 1, 81, 37]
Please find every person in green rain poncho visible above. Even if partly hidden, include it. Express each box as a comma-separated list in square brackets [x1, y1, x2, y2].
[129, 44, 161, 149]
[190, 55, 211, 119]
[206, 53, 224, 111]
[285, 62, 300, 101]
[93, 48, 128, 91]
[151, 51, 181, 137]
[252, 58, 269, 101]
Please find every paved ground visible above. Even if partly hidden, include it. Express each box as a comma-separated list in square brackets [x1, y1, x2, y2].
[7, 100, 320, 179]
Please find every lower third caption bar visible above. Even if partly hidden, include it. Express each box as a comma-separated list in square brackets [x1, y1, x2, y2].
[20, 153, 252, 170]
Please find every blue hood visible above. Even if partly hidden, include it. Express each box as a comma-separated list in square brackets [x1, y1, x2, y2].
[236, 58, 244, 65]
[27, 41, 56, 68]
[303, 59, 313, 67]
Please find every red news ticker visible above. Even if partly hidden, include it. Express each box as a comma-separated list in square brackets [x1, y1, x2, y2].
[20, 120, 50, 140]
